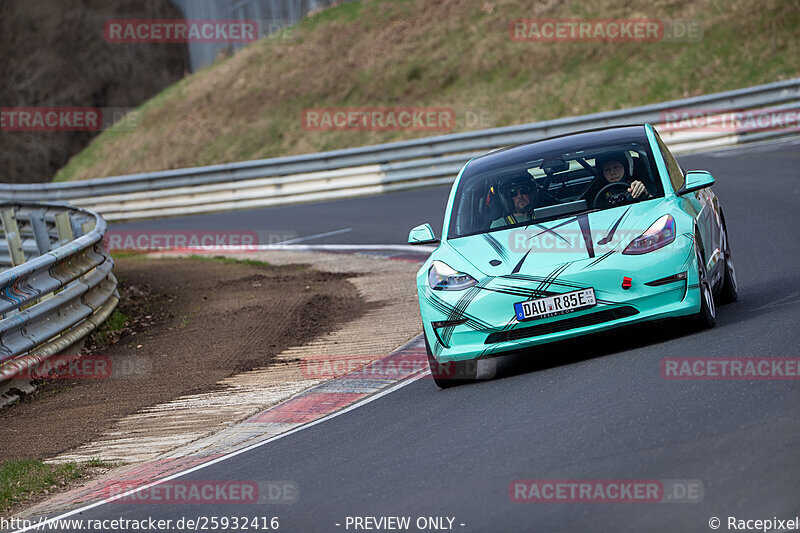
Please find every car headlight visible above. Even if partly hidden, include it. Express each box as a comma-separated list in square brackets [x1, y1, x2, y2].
[622, 214, 676, 255]
[428, 260, 477, 290]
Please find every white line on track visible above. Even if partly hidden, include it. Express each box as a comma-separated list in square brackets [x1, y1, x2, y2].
[159, 243, 437, 253]
[13, 368, 430, 533]
[251, 243, 436, 252]
[273, 227, 352, 244]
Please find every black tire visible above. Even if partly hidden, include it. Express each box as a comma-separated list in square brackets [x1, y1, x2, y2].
[718, 218, 738, 304]
[424, 332, 478, 388]
[693, 238, 716, 329]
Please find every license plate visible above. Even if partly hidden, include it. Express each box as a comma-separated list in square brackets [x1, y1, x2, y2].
[514, 288, 596, 321]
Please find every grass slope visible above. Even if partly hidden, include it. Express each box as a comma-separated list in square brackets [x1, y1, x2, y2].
[56, 0, 800, 181]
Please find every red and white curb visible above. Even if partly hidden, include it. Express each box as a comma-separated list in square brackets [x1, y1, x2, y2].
[15, 336, 429, 528]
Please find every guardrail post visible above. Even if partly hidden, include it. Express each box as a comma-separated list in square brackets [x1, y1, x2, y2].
[81, 219, 96, 234]
[1, 208, 26, 267]
[70, 217, 84, 239]
[54, 211, 75, 246]
[27, 210, 56, 305]
[29, 209, 52, 256]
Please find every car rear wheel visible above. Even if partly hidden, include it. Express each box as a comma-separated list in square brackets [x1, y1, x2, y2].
[424, 332, 478, 388]
[693, 241, 716, 329]
[718, 218, 738, 304]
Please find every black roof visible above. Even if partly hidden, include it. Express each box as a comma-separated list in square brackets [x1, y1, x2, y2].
[464, 124, 650, 175]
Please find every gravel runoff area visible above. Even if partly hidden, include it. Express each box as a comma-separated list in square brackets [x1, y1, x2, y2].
[0, 251, 422, 464]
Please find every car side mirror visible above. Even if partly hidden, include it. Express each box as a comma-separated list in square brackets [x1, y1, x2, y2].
[408, 223, 440, 245]
[677, 170, 715, 196]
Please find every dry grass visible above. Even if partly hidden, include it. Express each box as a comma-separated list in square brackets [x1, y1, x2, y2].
[56, 0, 800, 181]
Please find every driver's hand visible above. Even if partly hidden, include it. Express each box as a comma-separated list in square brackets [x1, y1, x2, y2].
[628, 180, 648, 198]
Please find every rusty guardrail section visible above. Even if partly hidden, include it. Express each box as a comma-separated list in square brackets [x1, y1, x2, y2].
[0, 203, 118, 384]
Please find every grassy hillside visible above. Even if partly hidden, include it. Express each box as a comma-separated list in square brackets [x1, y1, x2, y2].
[56, 0, 800, 181]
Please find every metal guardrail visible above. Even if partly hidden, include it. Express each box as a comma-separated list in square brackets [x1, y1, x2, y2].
[1, 79, 798, 221]
[0, 204, 118, 384]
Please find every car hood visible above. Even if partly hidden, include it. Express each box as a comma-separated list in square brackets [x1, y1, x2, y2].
[445, 199, 675, 277]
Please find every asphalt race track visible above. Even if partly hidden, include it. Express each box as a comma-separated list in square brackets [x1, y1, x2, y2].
[111, 180, 452, 246]
[77, 139, 800, 532]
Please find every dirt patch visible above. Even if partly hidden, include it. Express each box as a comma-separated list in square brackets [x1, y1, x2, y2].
[0, 256, 363, 461]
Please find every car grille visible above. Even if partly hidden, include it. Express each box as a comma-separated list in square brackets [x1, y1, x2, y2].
[485, 306, 639, 344]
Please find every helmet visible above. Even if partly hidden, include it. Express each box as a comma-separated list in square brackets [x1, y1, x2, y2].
[595, 151, 631, 179]
[500, 172, 536, 200]
[497, 172, 536, 216]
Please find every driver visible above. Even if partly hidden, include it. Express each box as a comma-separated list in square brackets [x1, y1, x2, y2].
[490, 174, 537, 228]
[593, 152, 652, 201]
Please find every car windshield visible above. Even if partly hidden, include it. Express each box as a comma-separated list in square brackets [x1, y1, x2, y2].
[447, 140, 664, 239]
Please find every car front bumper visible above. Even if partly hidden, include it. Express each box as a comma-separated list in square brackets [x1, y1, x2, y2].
[419, 243, 701, 363]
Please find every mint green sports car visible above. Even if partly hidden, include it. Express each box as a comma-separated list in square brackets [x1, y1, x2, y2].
[408, 124, 737, 388]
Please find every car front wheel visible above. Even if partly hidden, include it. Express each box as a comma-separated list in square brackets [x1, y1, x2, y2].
[718, 218, 738, 304]
[424, 332, 478, 388]
[693, 241, 716, 329]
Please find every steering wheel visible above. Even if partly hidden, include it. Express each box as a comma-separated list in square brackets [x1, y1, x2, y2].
[593, 182, 634, 209]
